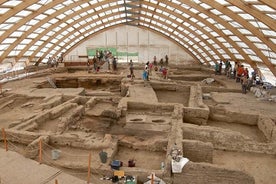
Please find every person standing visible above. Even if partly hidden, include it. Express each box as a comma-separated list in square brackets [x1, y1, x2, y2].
[241, 75, 248, 94]
[129, 59, 134, 80]
[165, 55, 169, 66]
[87, 59, 91, 73]
[112, 57, 117, 71]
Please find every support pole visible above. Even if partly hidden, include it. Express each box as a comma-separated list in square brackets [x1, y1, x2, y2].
[39, 138, 42, 164]
[151, 173, 154, 184]
[87, 152, 92, 184]
[55, 179, 58, 184]
[1, 128, 8, 151]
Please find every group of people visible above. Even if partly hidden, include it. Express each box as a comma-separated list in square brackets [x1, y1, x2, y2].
[216, 60, 260, 94]
[129, 55, 169, 84]
[87, 49, 117, 73]
[47, 56, 63, 68]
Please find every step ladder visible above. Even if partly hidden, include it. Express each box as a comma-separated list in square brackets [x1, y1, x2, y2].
[46, 77, 57, 89]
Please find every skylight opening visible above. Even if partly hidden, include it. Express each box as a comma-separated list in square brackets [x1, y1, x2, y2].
[261, 30, 276, 37]
[210, 9, 222, 15]
[238, 13, 254, 20]
[2, 1, 22, 7]
[27, 4, 42, 11]
[234, 54, 244, 60]
[0, 8, 10, 14]
[222, 29, 233, 35]
[227, 6, 243, 13]
[249, 55, 262, 62]
[247, 36, 262, 42]
[215, 0, 229, 5]
[250, 21, 269, 29]
[220, 15, 232, 21]
[2, 38, 17, 44]
[41, 35, 49, 41]
[34, 27, 45, 34]
[26, 19, 39, 26]
[27, 33, 39, 39]
[174, 9, 182, 15]
[236, 41, 248, 48]
[44, 8, 56, 15]
[200, 3, 211, 10]
[16, 10, 32, 17]
[5, 17, 22, 23]
[189, 8, 199, 14]
[229, 36, 242, 42]
[10, 31, 23, 37]
[253, 5, 275, 12]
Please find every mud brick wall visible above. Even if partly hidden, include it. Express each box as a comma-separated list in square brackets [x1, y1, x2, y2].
[182, 139, 213, 163]
[209, 106, 259, 125]
[182, 124, 275, 154]
[1, 129, 40, 144]
[173, 162, 255, 184]
[258, 115, 276, 142]
[183, 107, 209, 125]
[184, 85, 209, 125]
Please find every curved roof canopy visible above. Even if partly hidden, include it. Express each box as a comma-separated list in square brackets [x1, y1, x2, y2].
[0, 0, 276, 76]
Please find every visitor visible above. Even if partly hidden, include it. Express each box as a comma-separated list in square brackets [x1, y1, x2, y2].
[234, 62, 239, 80]
[87, 59, 91, 73]
[129, 59, 134, 80]
[165, 55, 169, 66]
[149, 62, 153, 76]
[215, 63, 219, 75]
[162, 67, 168, 79]
[219, 60, 223, 75]
[96, 50, 100, 61]
[160, 58, 164, 67]
[241, 75, 249, 94]
[112, 57, 117, 71]
[244, 68, 249, 79]
[236, 64, 244, 83]
[224, 60, 230, 75]
[92, 56, 97, 72]
[142, 68, 148, 86]
[153, 56, 157, 65]
[226, 63, 232, 78]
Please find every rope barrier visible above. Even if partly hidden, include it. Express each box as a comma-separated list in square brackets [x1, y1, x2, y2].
[5, 132, 36, 143]
[42, 142, 90, 158]
[2, 130, 111, 183]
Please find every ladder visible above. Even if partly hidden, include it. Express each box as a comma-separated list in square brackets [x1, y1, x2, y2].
[46, 77, 57, 89]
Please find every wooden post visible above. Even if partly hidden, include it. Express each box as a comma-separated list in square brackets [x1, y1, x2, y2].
[39, 138, 42, 164]
[55, 179, 58, 184]
[151, 173, 154, 184]
[87, 152, 92, 184]
[1, 128, 8, 151]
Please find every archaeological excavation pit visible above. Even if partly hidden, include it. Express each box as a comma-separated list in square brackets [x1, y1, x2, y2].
[1, 64, 276, 184]
[35, 76, 123, 96]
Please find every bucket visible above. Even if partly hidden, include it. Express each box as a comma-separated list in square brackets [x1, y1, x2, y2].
[51, 149, 61, 160]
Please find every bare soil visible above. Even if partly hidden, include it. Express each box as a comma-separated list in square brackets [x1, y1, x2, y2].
[208, 120, 267, 142]
[213, 150, 276, 184]
[155, 90, 190, 106]
[114, 146, 166, 170]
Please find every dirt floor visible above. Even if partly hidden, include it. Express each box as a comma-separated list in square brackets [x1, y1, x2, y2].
[213, 150, 276, 184]
[208, 120, 267, 142]
[1, 64, 276, 184]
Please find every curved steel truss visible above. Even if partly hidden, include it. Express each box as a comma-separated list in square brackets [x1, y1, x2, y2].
[0, 0, 276, 76]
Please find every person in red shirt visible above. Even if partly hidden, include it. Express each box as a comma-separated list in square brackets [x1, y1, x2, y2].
[236, 65, 244, 82]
